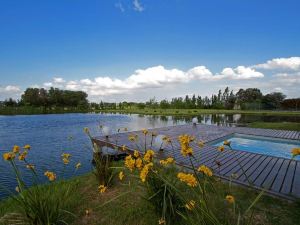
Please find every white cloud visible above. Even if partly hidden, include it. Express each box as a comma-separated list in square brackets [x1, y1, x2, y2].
[4, 85, 21, 92]
[53, 77, 65, 83]
[0, 85, 21, 100]
[253, 57, 300, 70]
[115, 2, 125, 12]
[40, 65, 263, 98]
[133, 0, 144, 12]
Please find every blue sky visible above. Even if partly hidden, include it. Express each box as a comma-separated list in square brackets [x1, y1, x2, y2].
[0, 0, 300, 101]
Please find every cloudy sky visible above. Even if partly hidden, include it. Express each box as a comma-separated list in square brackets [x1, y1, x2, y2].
[0, 0, 299, 102]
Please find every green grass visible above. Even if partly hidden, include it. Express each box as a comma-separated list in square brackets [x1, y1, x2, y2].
[98, 108, 300, 116]
[1, 169, 299, 225]
[249, 122, 300, 131]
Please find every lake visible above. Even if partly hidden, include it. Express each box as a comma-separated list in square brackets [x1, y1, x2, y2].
[0, 113, 299, 199]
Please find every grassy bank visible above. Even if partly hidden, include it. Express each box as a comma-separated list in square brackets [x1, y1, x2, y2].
[97, 108, 300, 116]
[249, 122, 300, 131]
[0, 106, 89, 115]
[1, 171, 299, 225]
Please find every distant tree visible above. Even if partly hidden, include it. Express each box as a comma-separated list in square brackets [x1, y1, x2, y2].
[262, 92, 286, 109]
[4, 98, 18, 107]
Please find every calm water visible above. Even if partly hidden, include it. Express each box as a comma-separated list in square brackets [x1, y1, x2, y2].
[212, 134, 300, 160]
[0, 113, 299, 199]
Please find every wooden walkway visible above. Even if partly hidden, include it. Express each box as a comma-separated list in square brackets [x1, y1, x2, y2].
[93, 124, 300, 200]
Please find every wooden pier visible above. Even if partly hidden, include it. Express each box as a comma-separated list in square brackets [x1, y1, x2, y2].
[93, 124, 300, 200]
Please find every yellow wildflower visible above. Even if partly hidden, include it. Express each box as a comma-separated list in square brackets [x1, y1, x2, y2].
[143, 150, 155, 163]
[142, 129, 148, 135]
[61, 153, 71, 159]
[135, 158, 143, 169]
[133, 150, 140, 158]
[160, 157, 175, 166]
[124, 127, 128, 131]
[152, 132, 158, 137]
[140, 163, 153, 182]
[218, 145, 225, 152]
[98, 185, 107, 193]
[125, 155, 135, 171]
[121, 145, 127, 151]
[178, 134, 194, 157]
[198, 165, 213, 177]
[3, 152, 15, 161]
[198, 141, 205, 148]
[75, 162, 81, 169]
[185, 200, 196, 210]
[225, 195, 235, 204]
[63, 158, 69, 165]
[119, 171, 124, 180]
[177, 172, 198, 187]
[223, 140, 231, 146]
[18, 153, 26, 161]
[128, 134, 137, 142]
[23, 144, 31, 150]
[26, 164, 35, 170]
[83, 127, 90, 134]
[13, 145, 20, 153]
[291, 148, 300, 158]
[44, 171, 56, 181]
[158, 218, 166, 224]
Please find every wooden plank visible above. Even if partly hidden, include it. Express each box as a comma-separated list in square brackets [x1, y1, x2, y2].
[253, 157, 279, 186]
[280, 160, 297, 194]
[291, 161, 300, 197]
[271, 159, 290, 192]
[262, 158, 284, 189]
[246, 156, 273, 183]
[218, 152, 251, 175]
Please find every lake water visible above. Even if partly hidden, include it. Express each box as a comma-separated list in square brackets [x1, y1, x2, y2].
[0, 113, 299, 199]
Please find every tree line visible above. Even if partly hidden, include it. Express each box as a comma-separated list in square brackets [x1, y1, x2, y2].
[1, 87, 299, 111]
[1, 87, 88, 108]
[93, 87, 299, 111]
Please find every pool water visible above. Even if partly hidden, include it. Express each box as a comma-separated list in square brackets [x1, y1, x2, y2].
[212, 134, 300, 160]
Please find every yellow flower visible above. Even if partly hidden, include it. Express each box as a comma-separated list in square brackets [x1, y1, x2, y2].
[133, 150, 140, 158]
[98, 185, 107, 193]
[218, 145, 225, 152]
[44, 171, 56, 181]
[197, 165, 213, 177]
[178, 134, 194, 157]
[26, 164, 35, 170]
[75, 162, 81, 169]
[83, 127, 90, 134]
[3, 152, 15, 161]
[61, 153, 71, 159]
[128, 134, 137, 142]
[291, 148, 300, 157]
[18, 153, 26, 161]
[198, 141, 205, 148]
[121, 145, 127, 151]
[119, 171, 124, 180]
[23, 144, 31, 150]
[140, 163, 153, 182]
[160, 157, 175, 166]
[12, 145, 20, 153]
[152, 132, 158, 137]
[158, 218, 166, 224]
[225, 195, 235, 204]
[185, 200, 196, 210]
[223, 140, 231, 146]
[62, 158, 69, 165]
[143, 150, 155, 163]
[135, 158, 143, 169]
[124, 127, 128, 131]
[142, 129, 148, 135]
[177, 172, 197, 187]
[125, 155, 135, 171]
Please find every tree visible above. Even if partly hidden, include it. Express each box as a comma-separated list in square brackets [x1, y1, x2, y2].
[262, 92, 286, 109]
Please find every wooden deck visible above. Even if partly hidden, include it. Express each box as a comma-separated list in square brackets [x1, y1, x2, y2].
[93, 124, 300, 200]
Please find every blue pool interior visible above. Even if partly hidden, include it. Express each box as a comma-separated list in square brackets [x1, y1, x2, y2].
[210, 133, 300, 160]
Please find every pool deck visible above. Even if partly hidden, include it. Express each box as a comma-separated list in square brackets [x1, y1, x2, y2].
[93, 123, 300, 200]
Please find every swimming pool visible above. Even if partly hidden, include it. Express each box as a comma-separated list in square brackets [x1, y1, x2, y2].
[211, 133, 300, 160]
